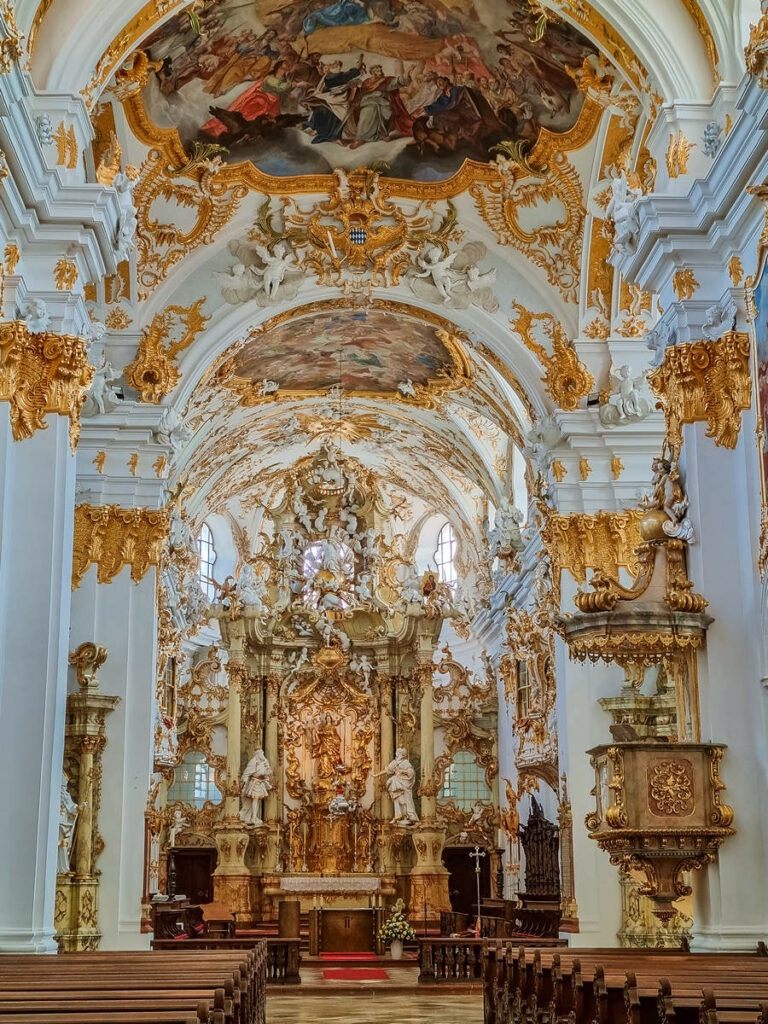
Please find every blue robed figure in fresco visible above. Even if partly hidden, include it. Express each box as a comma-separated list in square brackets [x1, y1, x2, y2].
[303, 0, 371, 36]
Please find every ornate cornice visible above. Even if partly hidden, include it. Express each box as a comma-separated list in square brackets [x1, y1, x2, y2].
[0, 320, 93, 451]
[648, 333, 751, 450]
[539, 507, 646, 585]
[72, 504, 169, 589]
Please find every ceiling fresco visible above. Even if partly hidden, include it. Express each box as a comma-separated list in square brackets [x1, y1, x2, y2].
[228, 308, 454, 392]
[138, 0, 599, 181]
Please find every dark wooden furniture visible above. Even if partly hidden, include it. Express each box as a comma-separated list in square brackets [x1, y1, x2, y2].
[316, 907, 376, 953]
[151, 937, 301, 986]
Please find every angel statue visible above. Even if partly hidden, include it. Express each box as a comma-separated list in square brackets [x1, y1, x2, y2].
[375, 749, 419, 825]
[598, 365, 653, 427]
[413, 243, 457, 302]
[237, 562, 268, 609]
[240, 749, 273, 826]
[250, 241, 296, 301]
[605, 171, 642, 255]
[643, 450, 695, 543]
[398, 379, 416, 398]
[58, 774, 80, 873]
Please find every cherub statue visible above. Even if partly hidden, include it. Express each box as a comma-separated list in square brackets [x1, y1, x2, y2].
[413, 243, 458, 303]
[113, 171, 138, 261]
[643, 451, 695, 543]
[598, 365, 653, 427]
[84, 355, 122, 416]
[398, 379, 416, 397]
[237, 562, 268, 609]
[606, 171, 641, 256]
[18, 297, 50, 334]
[250, 241, 296, 300]
[349, 653, 373, 687]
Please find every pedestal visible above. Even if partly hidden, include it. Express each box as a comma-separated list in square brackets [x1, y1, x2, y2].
[54, 874, 101, 951]
[213, 820, 258, 925]
[408, 825, 450, 919]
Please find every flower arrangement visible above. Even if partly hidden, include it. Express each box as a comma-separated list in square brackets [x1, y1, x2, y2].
[377, 899, 416, 944]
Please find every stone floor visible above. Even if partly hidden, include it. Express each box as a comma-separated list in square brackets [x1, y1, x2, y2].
[267, 992, 484, 1023]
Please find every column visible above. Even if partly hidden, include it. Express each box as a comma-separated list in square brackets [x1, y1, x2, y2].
[213, 623, 258, 924]
[409, 662, 451, 919]
[684, 416, 768, 950]
[0, 324, 88, 952]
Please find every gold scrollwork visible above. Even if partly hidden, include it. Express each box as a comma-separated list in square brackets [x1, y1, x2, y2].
[648, 758, 694, 817]
[510, 303, 593, 410]
[539, 507, 645, 585]
[125, 299, 210, 403]
[72, 503, 170, 589]
[648, 333, 752, 450]
[0, 320, 93, 451]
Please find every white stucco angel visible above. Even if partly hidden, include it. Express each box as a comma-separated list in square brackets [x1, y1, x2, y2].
[487, 498, 524, 557]
[154, 406, 193, 453]
[83, 356, 122, 416]
[349, 653, 373, 687]
[18, 297, 50, 334]
[258, 379, 279, 397]
[250, 241, 297, 301]
[240, 749, 273, 826]
[169, 806, 188, 846]
[113, 171, 138, 260]
[398, 379, 416, 397]
[58, 774, 80, 873]
[598, 365, 653, 427]
[606, 171, 642, 256]
[377, 749, 419, 825]
[214, 262, 256, 304]
[292, 492, 313, 532]
[413, 243, 458, 302]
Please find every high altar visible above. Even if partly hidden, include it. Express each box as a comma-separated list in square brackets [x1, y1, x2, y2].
[148, 448, 500, 927]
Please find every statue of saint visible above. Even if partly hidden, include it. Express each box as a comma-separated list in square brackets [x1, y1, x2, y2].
[308, 713, 343, 782]
[58, 774, 80, 873]
[378, 748, 419, 825]
[240, 749, 273, 826]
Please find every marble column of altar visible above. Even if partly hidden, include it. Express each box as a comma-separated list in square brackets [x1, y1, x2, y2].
[409, 662, 450, 918]
[213, 624, 258, 921]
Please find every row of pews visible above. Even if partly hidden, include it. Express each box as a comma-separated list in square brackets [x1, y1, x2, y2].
[0, 946, 267, 1024]
[483, 944, 768, 1024]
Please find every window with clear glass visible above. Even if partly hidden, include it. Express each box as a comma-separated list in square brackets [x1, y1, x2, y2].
[197, 522, 217, 600]
[434, 522, 458, 588]
[166, 751, 222, 809]
[439, 750, 492, 809]
[516, 660, 531, 719]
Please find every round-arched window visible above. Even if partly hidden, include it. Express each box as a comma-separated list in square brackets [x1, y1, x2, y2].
[197, 523, 217, 600]
[166, 751, 221, 809]
[434, 522, 458, 588]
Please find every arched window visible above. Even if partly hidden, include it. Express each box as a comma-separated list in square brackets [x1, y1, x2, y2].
[166, 751, 222, 809]
[434, 522, 458, 588]
[197, 523, 216, 600]
[439, 750, 492, 810]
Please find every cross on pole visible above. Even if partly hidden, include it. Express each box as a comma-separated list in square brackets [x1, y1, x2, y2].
[469, 845, 486, 931]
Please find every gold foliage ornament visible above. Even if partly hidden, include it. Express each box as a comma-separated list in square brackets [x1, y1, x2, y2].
[648, 333, 751, 450]
[510, 302, 593, 410]
[745, 4, 768, 87]
[125, 298, 210, 402]
[539, 507, 646, 586]
[0, 0, 25, 74]
[72, 503, 169, 588]
[0, 320, 93, 451]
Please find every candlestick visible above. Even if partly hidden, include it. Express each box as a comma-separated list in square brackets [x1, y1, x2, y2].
[327, 229, 337, 259]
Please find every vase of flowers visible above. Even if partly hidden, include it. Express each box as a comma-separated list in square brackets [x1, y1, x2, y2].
[378, 898, 416, 960]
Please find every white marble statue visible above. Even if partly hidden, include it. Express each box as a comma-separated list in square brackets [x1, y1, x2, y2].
[292, 492, 313, 533]
[401, 563, 423, 605]
[184, 575, 211, 625]
[214, 263, 255, 304]
[169, 806, 188, 846]
[379, 749, 419, 825]
[702, 296, 737, 341]
[154, 406, 192, 453]
[606, 171, 642, 256]
[258, 378, 279, 396]
[240, 749, 273, 826]
[169, 507, 195, 553]
[288, 646, 309, 676]
[58, 775, 80, 873]
[598, 365, 654, 427]
[113, 171, 138, 261]
[250, 242, 297, 300]
[18, 297, 50, 334]
[487, 498, 524, 557]
[409, 240, 499, 312]
[349, 653, 373, 687]
[645, 319, 676, 367]
[83, 355, 122, 416]
[218, 238, 302, 306]
[238, 562, 268, 608]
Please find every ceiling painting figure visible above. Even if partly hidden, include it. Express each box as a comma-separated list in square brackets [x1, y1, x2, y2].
[138, 0, 598, 181]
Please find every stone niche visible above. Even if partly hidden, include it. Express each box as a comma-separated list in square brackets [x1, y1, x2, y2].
[585, 742, 734, 920]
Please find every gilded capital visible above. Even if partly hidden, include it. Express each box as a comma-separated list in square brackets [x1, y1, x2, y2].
[648, 333, 751, 449]
[0, 320, 93, 451]
[72, 504, 170, 589]
[539, 507, 646, 585]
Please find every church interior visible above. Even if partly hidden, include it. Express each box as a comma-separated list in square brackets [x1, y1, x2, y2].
[1, 0, 768, 1021]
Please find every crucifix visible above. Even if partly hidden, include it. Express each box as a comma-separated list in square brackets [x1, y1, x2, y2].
[469, 845, 486, 931]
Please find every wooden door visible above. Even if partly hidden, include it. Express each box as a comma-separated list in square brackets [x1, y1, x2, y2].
[171, 848, 217, 905]
[443, 846, 491, 917]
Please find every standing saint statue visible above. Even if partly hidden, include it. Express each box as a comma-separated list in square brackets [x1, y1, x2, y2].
[378, 748, 419, 825]
[58, 773, 79, 873]
[240, 749, 274, 826]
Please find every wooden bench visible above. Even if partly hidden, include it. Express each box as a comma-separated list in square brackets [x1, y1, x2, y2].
[0, 946, 267, 1024]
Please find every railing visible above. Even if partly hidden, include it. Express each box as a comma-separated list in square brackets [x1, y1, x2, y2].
[151, 936, 301, 986]
[441, 908, 563, 941]
[418, 937, 485, 983]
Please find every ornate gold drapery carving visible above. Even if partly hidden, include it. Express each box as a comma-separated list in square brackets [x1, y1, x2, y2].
[125, 299, 210, 402]
[0, 320, 93, 451]
[72, 504, 169, 588]
[648, 333, 752, 450]
[539, 507, 645, 585]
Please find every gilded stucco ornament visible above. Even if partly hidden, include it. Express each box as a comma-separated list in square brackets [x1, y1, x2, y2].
[745, 1, 768, 87]
[0, 320, 93, 451]
[510, 303, 593, 410]
[648, 333, 752, 450]
[0, 0, 25, 74]
[539, 507, 645, 587]
[72, 504, 170, 588]
[125, 299, 210, 403]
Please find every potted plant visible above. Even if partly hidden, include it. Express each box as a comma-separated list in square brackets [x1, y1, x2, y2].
[377, 898, 416, 960]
